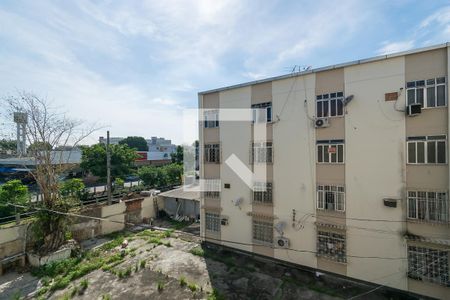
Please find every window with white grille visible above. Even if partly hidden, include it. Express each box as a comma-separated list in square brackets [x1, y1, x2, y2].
[204, 110, 219, 128]
[203, 179, 220, 199]
[316, 92, 344, 118]
[407, 191, 449, 223]
[251, 142, 273, 163]
[408, 245, 449, 286]
[251, 102, 272, 123]
[317, 140, 344, 163]
[204, 144, 220, 163]
[317, 185, 345, 212]
[205, 212, 220, 232]
[406, 77, 446, 108]
[407, 136, 447, 164]
[253, 182, 273, 204]
[252, 220, 273, 244]
[317, 230, 346, 263]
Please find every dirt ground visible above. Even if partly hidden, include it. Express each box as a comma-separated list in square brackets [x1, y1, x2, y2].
[0, 226, 401, 300]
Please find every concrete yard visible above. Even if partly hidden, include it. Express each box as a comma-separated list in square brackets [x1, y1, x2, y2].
[0, 228, 396, 300]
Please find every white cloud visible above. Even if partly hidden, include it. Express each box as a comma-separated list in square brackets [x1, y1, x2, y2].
[376, 40, 415, 55]
[376, 5, 450, 55]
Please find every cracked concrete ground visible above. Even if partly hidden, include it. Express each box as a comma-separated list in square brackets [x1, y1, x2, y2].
[0, 229, 392, 300]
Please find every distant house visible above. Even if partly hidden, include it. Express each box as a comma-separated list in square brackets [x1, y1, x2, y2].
[135, 151, 172, 166]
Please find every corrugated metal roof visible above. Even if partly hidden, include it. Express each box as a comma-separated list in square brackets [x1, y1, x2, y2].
[158, 186, 200, 201]
[199, 43, 449, 95]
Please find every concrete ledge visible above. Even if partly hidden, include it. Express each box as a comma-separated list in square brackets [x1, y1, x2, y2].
[27, 248, 71, 267]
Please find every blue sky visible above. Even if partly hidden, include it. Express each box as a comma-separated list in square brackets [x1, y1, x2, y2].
[0, 0, 449, 144]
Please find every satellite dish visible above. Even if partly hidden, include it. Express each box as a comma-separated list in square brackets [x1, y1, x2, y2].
[232, 197, 243, 206]
[274, 221, 286, 235]
[343, 95, 354, 106]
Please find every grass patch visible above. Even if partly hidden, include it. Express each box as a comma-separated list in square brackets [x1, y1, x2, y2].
[140, 260, 146, 269]
[32, 240, 129, 292]
[179, 276, 187, 287]
[189, 247, 205, 257]
[188, 283, 197, 292]
[169, 219, 191, 230]
[164, 229, 174, 237]
[207, 288, 225, 300]
[102, 294, 112, 300]
[98, 235, 125, 251]
[157, 281, 164, 292]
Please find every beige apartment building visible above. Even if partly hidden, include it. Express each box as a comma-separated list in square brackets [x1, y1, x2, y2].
[198, 43, 450, 299]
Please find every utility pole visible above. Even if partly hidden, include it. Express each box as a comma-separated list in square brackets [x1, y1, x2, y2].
[106, 131, 112, 205]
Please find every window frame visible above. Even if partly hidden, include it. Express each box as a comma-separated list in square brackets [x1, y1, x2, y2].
[407, 245, 449, 286]
[253, 182, 273, 204]
[407, 191, 449, 223]
[205, 212, 221, 232]
[252, 219, 273, 245]
[406, 77, 447, 109]
[407, 136, 447, 164]
[251, 102, 272, 123]
[317, 185, 345, 212]
[204, 110, 219, 128]
[317, 230, 347, 263]
[317, 140, 345, 164]
[251, 141, 273, 164]
[316, 92, 344, 118]
[204, 143, 221, 164]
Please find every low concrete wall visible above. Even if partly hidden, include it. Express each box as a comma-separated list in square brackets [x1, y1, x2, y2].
[0, 194, 158, 272]
[0, 224, 28, 260]
[70, 195, 157, 239]
[100, 202, 126, 235]
[28, 248, 71, 267]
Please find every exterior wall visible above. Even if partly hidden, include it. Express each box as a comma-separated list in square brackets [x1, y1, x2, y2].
[272, 73, 317, 268]
[199, 45, 450, 298]
[344, 56, 407, 290]
[162, 197, 199, 218]
[200, 91, 222, 242]
[251, 82, 274, 257]
[219, 86, 252, 252]
[403, 47, 449, 300]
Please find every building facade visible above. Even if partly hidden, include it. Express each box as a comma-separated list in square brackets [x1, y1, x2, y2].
[198, 44, 450, 299]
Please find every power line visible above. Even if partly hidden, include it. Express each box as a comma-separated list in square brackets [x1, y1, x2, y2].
[4, 202, 448, 261]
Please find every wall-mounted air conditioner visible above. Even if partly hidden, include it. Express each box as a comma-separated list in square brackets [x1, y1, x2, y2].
[407, 104, 421, 116]
[275, 236, 290, 248]
[315, 117, 330, 128]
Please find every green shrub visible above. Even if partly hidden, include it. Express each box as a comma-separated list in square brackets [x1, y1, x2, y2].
[189, 247, 205, 257]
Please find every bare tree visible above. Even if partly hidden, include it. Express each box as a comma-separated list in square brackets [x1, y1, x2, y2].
[5, 91, 100, 254]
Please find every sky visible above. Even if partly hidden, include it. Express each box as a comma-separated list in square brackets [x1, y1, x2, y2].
[0, 0, 449, 145]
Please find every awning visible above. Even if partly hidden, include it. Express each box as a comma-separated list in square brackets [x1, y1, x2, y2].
[158, 186, 200, 201]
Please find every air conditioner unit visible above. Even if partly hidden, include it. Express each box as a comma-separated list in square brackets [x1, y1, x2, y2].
[221, 217, 229, 226]
[315, 117, 330, 128]
[407, 104, 421, 116]
[275, 236, 290, 248]
[383, 198, 397, 208]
